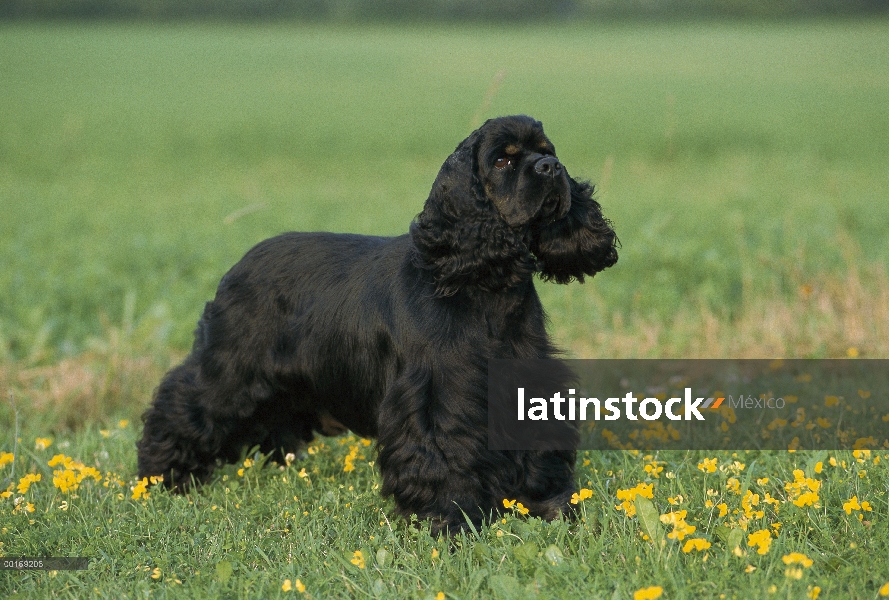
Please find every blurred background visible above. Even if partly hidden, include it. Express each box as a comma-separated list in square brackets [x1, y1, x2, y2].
[1, 1, 887, 428]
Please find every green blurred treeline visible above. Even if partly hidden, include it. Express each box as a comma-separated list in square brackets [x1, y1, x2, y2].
[1, 0, 886, 21]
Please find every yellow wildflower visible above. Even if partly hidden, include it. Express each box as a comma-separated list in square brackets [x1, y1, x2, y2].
[17, 473, 41, 494]
[747, 529, 772, 555]
[843, 496, 865, 514]
[343, 445, 360, 472]
[0, 452, 15, 468]
[131, 477, 150, 500]
[879, 582, 889, 597]
[644, 462, 663, 478]
[53, 469, 78, 493]
[350, 550, 365, 569]
[697, 457, 717, 473]
[660, 510, 696, 541]
[782, 552, 813, 568]
[282, 579, 293, 592]
[726, 477, 741, 494]
[570, 488, 593, 504]
[295, 579, 306, 593]
[34, 437, 52, 451]
[809, 586, 821, 599]
[785, 470, 820, 508]
[48, 454, 74, 469]
[853, 449, 872, 462]
[682, 538, 711, 553]
[741, 490, 764, 519]
[634, 586, 663, 600]
[615, 482, 654, 517]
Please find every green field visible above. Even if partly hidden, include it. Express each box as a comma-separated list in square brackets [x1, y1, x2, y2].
[1, 20, 888, 599]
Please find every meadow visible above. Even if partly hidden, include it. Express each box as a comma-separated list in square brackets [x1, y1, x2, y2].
[1, 19, 888, 598]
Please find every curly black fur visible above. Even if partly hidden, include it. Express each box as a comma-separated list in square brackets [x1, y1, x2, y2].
[137, 115, 618, 535]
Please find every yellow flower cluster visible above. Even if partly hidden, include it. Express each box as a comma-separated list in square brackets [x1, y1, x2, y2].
[343, 445, 361, 472]
[131, 475, 163, 500]
[615, 483, 654, 517]
[48, 454, 101, 493]
[237, 458, 254, 477]
[660, 510, 696, 541]
[747, 528, 772, 555]
[726, 476, 742, 494]
[503, 498, 530, 515]
[17, 473, 41, 494]
[350, 550, 366, 569]
[633, 586, 663, 600]
[12, 498, 35, 514]
[697, 457, 717, 473]
[570, 488, 593, 504]
[782, 552, 813, 567]
[843, 495, 873, 519]
[740, 489, 764, 520]
[282, 578, 306, 593]
[0, 452, 14, 468]
[682, 538, 711, 553]
[784, 469, 820, 508]
[782, 551, 814, 579]
[627, 421, 681, 445]
[643, 461, 664, 478]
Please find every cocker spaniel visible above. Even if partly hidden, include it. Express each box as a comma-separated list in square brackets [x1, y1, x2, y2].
[137, 115, 618, 534]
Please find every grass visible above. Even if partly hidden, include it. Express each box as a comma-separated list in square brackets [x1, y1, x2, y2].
[1, 18, 888, 599]
[2, 431, 889, 598]
[1, 20, 888, 360]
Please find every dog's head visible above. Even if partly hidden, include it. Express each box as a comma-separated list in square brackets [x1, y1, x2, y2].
[411, 115, 618, 296]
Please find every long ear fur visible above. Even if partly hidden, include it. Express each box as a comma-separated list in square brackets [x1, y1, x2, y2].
[409, 125, 537, 297]
[531, 178, 619, 284]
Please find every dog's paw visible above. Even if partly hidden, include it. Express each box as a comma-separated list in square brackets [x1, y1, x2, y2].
[521, 491, 580, 521]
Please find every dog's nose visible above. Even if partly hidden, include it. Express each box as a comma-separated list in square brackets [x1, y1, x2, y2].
[534, 156, 563, 177]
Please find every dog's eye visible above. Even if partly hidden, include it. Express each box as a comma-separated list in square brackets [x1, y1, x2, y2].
[494, 157, 512, 170]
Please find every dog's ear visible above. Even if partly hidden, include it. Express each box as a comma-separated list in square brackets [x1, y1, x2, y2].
[410, 123, 536, 297]
[531, 177, 618, 284]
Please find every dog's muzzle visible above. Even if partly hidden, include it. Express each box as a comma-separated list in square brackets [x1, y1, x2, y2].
[534, 156, 563, 178]
[534, 157, 571, 222]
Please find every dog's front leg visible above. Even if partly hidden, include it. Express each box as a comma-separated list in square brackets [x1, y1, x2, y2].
[513, 449, 578, 521]
[375, 368, 499, 536]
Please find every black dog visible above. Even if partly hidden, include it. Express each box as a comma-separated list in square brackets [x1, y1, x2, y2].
[137, 115, 618, 534]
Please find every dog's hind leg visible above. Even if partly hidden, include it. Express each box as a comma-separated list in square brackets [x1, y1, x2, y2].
[137, 356, 243, 489]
